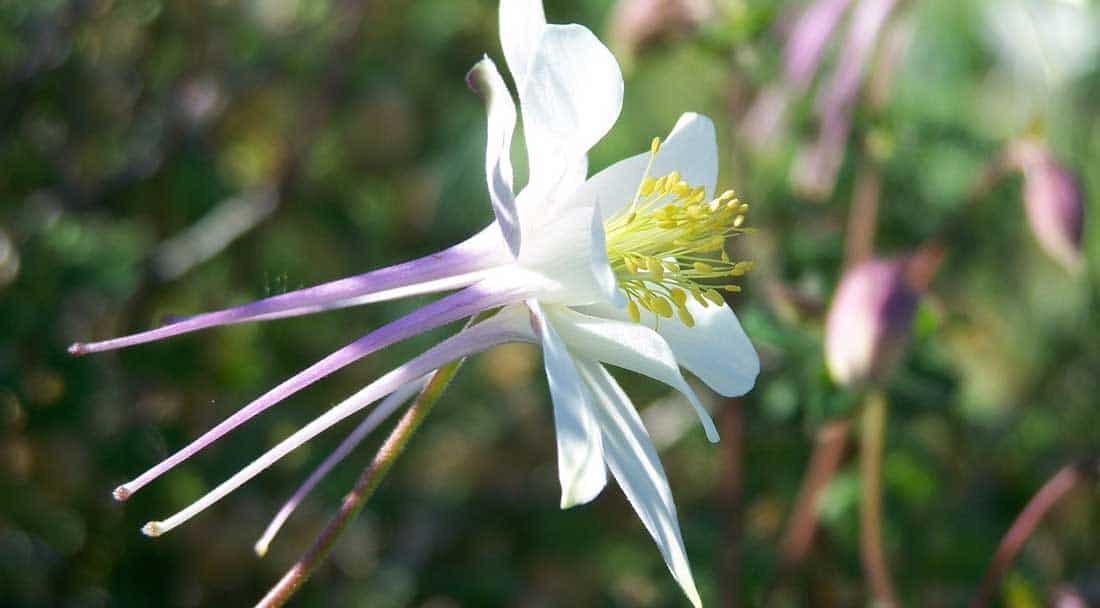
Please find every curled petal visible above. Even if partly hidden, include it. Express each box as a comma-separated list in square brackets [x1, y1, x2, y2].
[467, 56, 522, 257]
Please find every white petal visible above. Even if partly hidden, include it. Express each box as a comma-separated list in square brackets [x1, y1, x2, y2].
[583, 299, 759, 397]
[528, 300, 607, 508]
[518, 205, 618, 307]
[563, 112, 718, 220]
[544, 306, 718, 443]
[575, 360, 703, 608]
[499, 0, 546, 94]
[589, 201, 627, 307]
[521, 23, 623, 193]
[467, 56, 521, 257]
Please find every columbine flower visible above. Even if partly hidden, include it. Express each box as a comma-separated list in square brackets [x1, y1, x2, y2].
[70, 1, 759, 605]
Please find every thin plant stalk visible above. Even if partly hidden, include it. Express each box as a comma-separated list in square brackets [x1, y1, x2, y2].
[970, 459, 1097, 608]
[779, 418, 852, 566]
[860, 390, 898, 607]
[255, 358, 465, 608]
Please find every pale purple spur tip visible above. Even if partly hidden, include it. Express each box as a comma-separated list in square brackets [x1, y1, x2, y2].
[113, 486, 132, 501]
[68, 343, 86, 356]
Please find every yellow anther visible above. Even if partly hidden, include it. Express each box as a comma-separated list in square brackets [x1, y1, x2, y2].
[691, 287, 708, 307]
[652, 296, 673, 318]
[651, 137, 661, 154]
[669, 288, 687, 307]
[724, 285, 742, 293]
[603, 139, 753, 328]
[649, 257, 664, 281]
[677, 305, 696, 327]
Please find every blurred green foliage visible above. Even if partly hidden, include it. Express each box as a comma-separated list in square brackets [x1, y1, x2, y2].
[1, 0, 1097, 606]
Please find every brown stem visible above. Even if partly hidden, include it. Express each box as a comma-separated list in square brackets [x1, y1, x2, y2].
[969, 459, 1098, 608]
[860, 391, 898, 607]
[844, 164, 881, 269]
[718, 398, 744, 608]
[255, 358, 465, 608]
[779, 418, 852, 567]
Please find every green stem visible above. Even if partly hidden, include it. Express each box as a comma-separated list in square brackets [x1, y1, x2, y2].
[860, 390, 898, 608]
[255, 358, 465, 608]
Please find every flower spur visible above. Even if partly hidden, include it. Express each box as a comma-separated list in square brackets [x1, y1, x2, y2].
[71, 1, 759, 605]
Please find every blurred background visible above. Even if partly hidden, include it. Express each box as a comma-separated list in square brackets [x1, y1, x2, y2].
[1, 0, 1097, 606]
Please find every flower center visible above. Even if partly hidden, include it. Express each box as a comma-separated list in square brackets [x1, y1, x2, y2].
[603, 137, 753, 328]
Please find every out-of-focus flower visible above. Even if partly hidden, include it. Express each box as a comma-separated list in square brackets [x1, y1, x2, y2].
[742, 0, 853, 148]
[70, 1, 759, 604]
[609, 0, 713, 60]
[792, 0, 898, 199]
[982, 0, 1100, 92]
[825, 249, 940, 388]
[1004, 138, 1086, 274]
[741, 0, 904, 199]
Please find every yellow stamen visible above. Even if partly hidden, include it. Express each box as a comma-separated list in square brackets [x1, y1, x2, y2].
[603, 135, 754, 328]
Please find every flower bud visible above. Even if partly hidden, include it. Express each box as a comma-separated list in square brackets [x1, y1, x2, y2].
[825, 251, 939, 388]
[1006, 140, 1086, 274]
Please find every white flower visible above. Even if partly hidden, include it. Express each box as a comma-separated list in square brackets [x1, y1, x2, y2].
[70, 1, 759, 605]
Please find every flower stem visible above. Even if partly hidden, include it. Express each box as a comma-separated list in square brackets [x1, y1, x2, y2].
[860, 390, 898, 608]
[969, 458, 1098, 608]
[779, 417, 852, 567]
[254, 357, 465, 608]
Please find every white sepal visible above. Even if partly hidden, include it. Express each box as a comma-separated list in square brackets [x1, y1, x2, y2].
[544, 305, 719, 443]
[527, 299, 608, 509]
[576, 360, 703, 608]
[467, 56, 522, 257]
